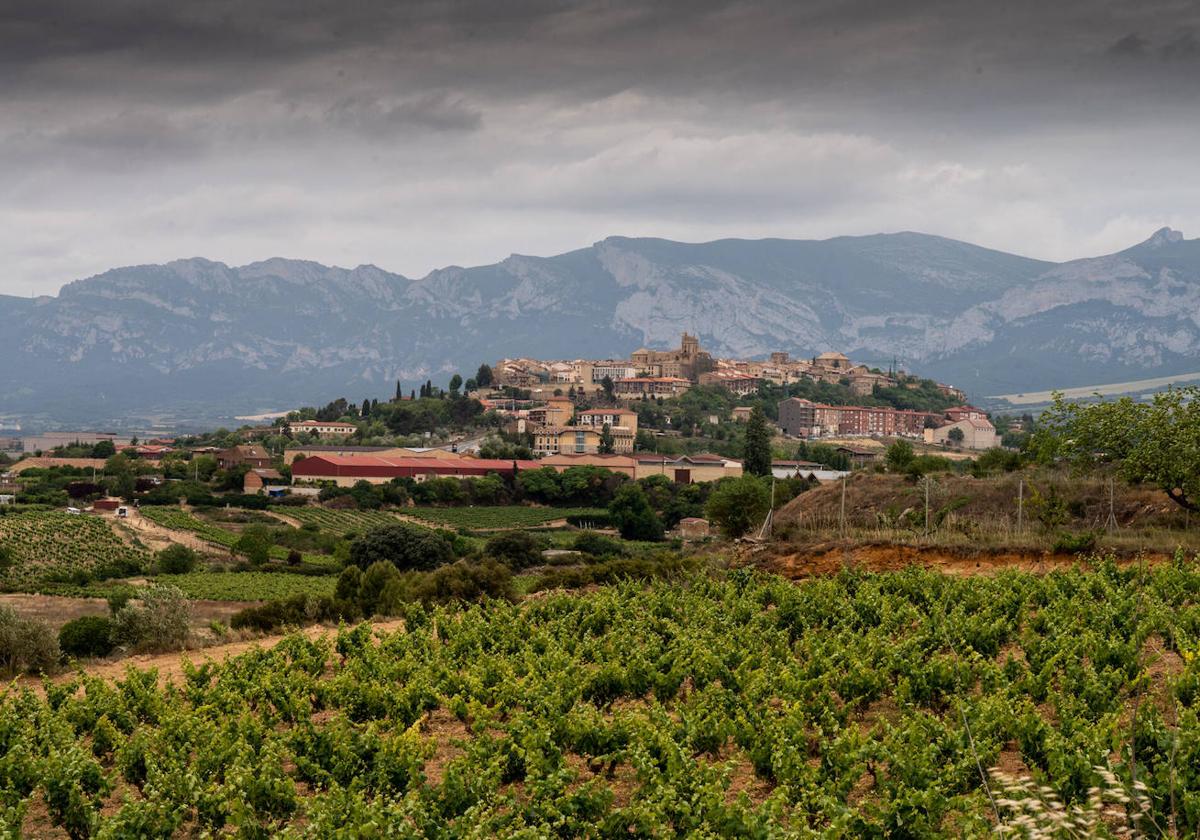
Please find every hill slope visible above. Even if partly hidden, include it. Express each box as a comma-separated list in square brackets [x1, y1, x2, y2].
[2, 229, 1198, 424]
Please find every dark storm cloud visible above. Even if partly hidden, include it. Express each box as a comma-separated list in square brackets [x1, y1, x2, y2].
[2, 0, 1199, 296]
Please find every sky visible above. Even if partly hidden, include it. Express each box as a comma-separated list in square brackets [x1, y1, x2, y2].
[3, 0, 1200, 297]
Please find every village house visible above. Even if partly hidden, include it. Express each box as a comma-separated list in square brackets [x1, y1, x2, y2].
[285, 419, 358, 438]
[697, 370, 762, 395]
[575, 408, 639, 435]
[216, 445, 273, 470]
[243, 468, 285, 494]
[731, 406, 754, 422]
[924, 417, 998, 450]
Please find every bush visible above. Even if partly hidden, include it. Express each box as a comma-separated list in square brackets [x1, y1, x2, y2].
[230, 594, 341, 632]
[705, 476, 770, 539]
[112, 586, 192, 652]
[0, 607, 60, 674]
[234, 525, 273, 566]
[349, 522, 454, 572]
[484, 530, 549, 570]
[572, 532, 626, 558]
[409, 560, 515, 604]
[58, 616, 115, 659]
[155, 544, 199, 575]
[1052, 531, 1099, 554]
[608, 484, 664, 542]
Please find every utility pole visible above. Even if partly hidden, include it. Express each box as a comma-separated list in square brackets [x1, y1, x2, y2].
[1017, 478, 1024, 533]
[840, 475, 847, 537]
[1105, 476, 1118, 533]
[923, 475, 930, 539]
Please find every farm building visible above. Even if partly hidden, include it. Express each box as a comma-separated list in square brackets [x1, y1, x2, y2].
[291, 455, 542, 487]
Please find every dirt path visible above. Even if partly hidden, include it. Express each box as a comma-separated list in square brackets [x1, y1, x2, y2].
[23, 618, 407, 692]
[118, 510, 223, 556]
[262, 510, 304, 528]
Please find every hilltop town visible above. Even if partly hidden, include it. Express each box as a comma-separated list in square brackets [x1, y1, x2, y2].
[1, 333, 1000, 500]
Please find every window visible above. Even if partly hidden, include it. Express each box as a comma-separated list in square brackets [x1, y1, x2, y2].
[574, 431, 586, 453]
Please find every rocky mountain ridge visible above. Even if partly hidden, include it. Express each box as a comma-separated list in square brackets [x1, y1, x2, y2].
[2, 228, 1198, 425]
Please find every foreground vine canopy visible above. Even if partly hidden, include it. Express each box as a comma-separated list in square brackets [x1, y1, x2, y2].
[4, 560, 1200, 837]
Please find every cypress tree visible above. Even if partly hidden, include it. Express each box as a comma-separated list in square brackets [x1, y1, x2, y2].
[743, 407, 772, 477]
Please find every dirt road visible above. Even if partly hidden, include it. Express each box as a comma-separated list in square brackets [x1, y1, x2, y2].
[21, 618, 407, 692]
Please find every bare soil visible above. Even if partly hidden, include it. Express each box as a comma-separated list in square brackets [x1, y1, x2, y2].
[764, 543, 1173, 579]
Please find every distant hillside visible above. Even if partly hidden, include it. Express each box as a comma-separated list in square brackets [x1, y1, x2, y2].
[2, 228, 1199, 425]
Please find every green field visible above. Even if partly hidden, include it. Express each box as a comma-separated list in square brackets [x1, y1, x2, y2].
[154, 571, 336, 602]
[0, 511, 149, 589]
[406, 505, 607, 530]
[277, 506, 406, 536]
[3, 562, 1200, 835]
[142, 506, 330, 567]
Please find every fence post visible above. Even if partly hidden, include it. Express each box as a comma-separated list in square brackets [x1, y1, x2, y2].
[1017, 479, 1024, 534]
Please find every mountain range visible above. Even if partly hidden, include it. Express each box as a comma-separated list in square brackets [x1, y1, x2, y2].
[2, 227, 1199, 427]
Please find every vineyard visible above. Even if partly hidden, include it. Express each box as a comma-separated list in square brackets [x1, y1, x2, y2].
[280, 507, 406, 536]
[0, 511, 148, 589]
[154, 571, 337, 601]
[5, 559, 1200, 836]
[140, 507, 238, 549]
[405, 505, 608, 530]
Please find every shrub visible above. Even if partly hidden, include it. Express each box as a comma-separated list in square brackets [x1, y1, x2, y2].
[608, 484, 664, 542]
[484, 530, 549, 570]
[572, 532, 626, 558]
[230, 594, 340, 632]
[58, 616, 115, 659]
[286, 549, 302, 566]
[156, 544, 198, 575]
[1052, 531, 1099, 554]
[705, 476, 770, 539]
[410, 560, 515, 604]
[349, 522, 454, 572]
[112, 586, 192, 652]
[0, 607, 60, 674]
[234, 525, 273, 566]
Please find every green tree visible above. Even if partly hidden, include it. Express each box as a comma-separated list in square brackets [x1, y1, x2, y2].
[885, 439, 915, 473]
[349, 523, 454, 572]
[601, 375, 615, 401]
[155, 544, 198, 575]
[475, 364, 494, 388]
[608, 483, 663, 541]
[705, 476, 770, 539]
[485, 531, 549, 570]
[1033, 387, 1200, 510]
[90, 440, 116, 458]
[742, 407, 772, 477]
[234, 525, 272, 566]
[449, 374, 463, 395]
[947, 426, 965, 444]
[598, 423, 615, 455]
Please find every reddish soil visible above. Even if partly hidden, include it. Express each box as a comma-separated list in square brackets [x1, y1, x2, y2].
[764, 543, 1174, 579]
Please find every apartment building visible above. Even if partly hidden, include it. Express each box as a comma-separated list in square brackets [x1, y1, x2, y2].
[575, 408, 639, 435]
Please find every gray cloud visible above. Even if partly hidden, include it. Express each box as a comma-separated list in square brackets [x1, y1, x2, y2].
[1, 0, 1200, 297]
